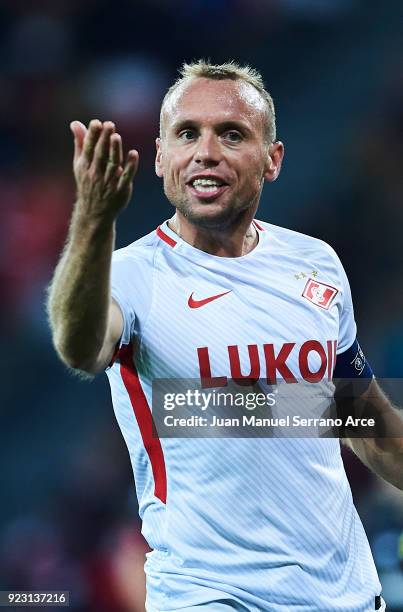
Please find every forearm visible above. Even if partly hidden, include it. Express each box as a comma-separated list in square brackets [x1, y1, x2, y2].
[346, 436, 403, 490]
[361, 397, 403, 490]
[47, 209, 115, 370]
[343, 379, 403, 490]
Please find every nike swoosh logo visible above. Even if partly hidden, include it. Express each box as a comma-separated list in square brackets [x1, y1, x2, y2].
[188, 290, 231, 309]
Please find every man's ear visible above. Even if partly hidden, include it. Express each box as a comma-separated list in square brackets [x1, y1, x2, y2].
[155, 137, 164, 178]
[263, 141, 285, 183]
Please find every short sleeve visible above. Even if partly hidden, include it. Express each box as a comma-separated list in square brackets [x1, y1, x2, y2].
[110, 246, 154, 348]
[111, 259, 136, 347]
[335, 254, 357, 354]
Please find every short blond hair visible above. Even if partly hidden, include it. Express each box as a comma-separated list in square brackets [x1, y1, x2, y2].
[160, 59, 277, 143]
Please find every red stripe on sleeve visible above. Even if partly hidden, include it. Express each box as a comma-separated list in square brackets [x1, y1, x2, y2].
[156, 225, 177, 247]
[119, 343, 167, 504]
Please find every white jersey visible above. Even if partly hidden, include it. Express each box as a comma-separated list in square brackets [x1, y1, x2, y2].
[106, 219, 382, 611]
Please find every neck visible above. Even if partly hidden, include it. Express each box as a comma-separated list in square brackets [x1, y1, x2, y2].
[168, 211, 259, 257]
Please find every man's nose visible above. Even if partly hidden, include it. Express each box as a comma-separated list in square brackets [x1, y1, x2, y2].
[194, 133, 221, 165]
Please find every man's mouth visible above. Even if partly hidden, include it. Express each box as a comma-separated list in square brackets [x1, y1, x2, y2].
[191, 178, 225, 192]
[187, 177, 229, 199]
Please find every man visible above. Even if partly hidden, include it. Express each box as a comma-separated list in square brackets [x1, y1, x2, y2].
[48, 60, 403, 611]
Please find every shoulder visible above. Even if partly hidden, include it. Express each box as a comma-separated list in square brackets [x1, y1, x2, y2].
[112, 227, 160, 267]
[109, 228, 160, 321]
[257, 219, 342, 266]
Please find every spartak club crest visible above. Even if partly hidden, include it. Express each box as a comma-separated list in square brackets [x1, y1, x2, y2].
[302, 278, 338, 310]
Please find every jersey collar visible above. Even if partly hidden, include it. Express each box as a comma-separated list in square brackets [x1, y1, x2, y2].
[156, 219, 266, 262]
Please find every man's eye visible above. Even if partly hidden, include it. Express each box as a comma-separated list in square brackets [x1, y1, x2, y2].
[179, 130, 196, 140]
[224, 131, 242, 142]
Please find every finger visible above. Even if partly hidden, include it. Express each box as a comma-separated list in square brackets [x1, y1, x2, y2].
[82, 119, 103, 166]
[117, 150, 139, 192]
[70, 121, 87, 162]
[91, 121, 115, 173]
[104, 133, 123, 183]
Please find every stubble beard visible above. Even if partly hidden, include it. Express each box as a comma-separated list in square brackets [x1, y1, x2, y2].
[163, 184, 261, 231]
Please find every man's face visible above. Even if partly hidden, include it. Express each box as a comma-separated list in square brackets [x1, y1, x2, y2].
[155, 78, 283, 229]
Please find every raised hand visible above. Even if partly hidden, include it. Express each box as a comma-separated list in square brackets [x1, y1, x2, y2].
[70, 119, 139, 222]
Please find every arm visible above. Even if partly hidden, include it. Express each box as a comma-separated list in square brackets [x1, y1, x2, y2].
[47, 119, 138, 374]
[339, 378, 403, 490]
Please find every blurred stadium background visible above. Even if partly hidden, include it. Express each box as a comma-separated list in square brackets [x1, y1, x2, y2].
[0, 0, 402, 609]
